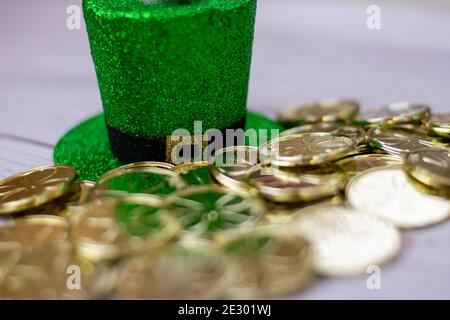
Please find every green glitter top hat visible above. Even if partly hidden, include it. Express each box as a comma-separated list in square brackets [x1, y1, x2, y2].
[83, 0, 258, 163]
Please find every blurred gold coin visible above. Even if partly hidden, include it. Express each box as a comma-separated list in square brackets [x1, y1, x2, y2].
[96, 162, 186, 197]
[429, 112, 450, 138]
[217, 227, 314, 298]
[346, 165, 450, 229]
[0, 241, 116, 299]
[404, 149, 450, 190]
[366, 127, 446, 156]
[0, 215, 68, 284]
[70, 196, 179, 263]
[172, 162, 213, 185]
[0, 165, 77, 215]
[277, 99, 359, 126]
[260, 133, 355, 167]
[210, 146, 259, 190]
[336, 154, 403, 181]
[164, 185, 264, 236]
[294, 207, 401, 276]
[117, 238, 229, 300]
[245, 164, 344, 203]
[281, 123, 366, 145]
[356, 102, 430, 126]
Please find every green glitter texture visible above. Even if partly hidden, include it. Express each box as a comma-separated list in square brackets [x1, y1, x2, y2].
[54, 111, 284, 181]
[83, 0, 257, 137]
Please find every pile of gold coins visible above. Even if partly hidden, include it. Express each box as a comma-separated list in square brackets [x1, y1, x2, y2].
[0, 100, 449, 299]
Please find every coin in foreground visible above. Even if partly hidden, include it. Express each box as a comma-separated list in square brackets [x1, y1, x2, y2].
[336, 153, 403, 181]
[218, 227, 314, 298]
[117, 239, 229, 300]
[0, 165, 77, 215]
[0, 215, 68, 284]
[70, 196, 179, 263]
[346, 166, 450, 229]
[0, 242, 116, 299]
[294, 207, 401, 276]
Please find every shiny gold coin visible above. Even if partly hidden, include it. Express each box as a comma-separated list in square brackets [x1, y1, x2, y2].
[0, 241, 116, 299]
[366, 127, 447, 156]
[260, 133, 355, 167]
[70, 196, 180, 263]
[336, 154, 403, 181]
[0, 165, 77, 215]
[262, 196, 344, 225]
[294, 207, 401, 276]
[346, 165, 450, 229]
[281, 123, 366, 145]
[245, 164, 344, 203]
[277, 99, 359, 126]
[217, 226, 314, 299]
[172, 162, 213, 185]
[96, 162, 186, 197]
[210, 146, 260, 190]
[356, 102, 430, 126]
[404, 149, 450, 190]
[117, 239, 230, 300]
[429, 112, 450, 138]
[0, 215, 68, 285]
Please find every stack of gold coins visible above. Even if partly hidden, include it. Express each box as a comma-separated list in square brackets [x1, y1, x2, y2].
[0, 100, 449, 299]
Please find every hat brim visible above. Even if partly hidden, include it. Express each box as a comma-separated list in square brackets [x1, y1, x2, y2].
[54, 111, 284, 181]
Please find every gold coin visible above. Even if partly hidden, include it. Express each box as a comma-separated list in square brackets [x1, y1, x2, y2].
[294, 207, 401, 276]
[172, 162, 213, 185]
[277, 99, 359, 126]
[404, 149, 450, 190]
[217, 226, 314, 298]
[346, 165, 450, 229]
[244, 164, 344, 203]
[163, 185, 265, 236]
[0, 165, 77, 215]
[260, 133, 355, 167]
[356, 102, 430, 126]
[96, 162, 186, 197]
[0, 215, 68, 285]
[336, 154, 403, 181]
[210, 146, 259, 190]
[429, 112, 450, 138]
[366, 127, 447, 156]
[0, 241, 116, 299]
[291, 197, 346, 219]
[116, 238, 229, 300]
[281, 123, 366, 145]
[70, 196, 179, 263]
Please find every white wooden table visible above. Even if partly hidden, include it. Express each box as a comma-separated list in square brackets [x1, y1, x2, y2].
[0, 0, 449, 299]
